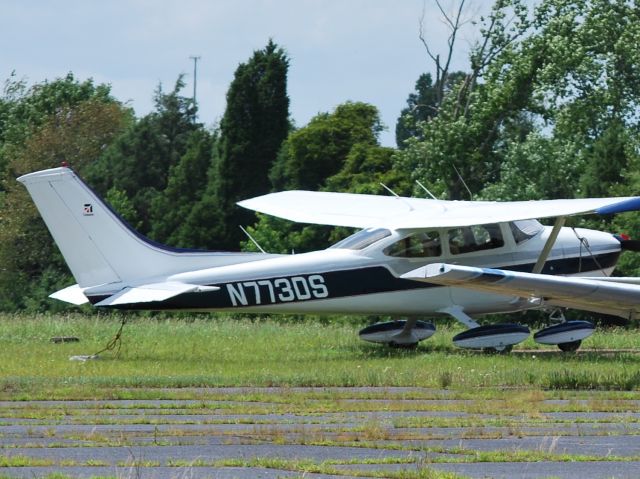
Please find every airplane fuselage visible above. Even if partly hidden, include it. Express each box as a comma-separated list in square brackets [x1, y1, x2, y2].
[85, 223, 622, 317]
[19, 167, 640, 351]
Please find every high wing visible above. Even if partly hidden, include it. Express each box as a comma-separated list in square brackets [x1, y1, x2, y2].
[238, 191, 640, 229]
[403, 263, 640, 320]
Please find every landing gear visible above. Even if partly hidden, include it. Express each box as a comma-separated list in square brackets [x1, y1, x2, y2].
[358, 318, 436, 348]
[389, 341, 420, 350]
[558, 340, 582, 352]
[453, 324, 530, 351]
[483, 345, 513, 354]
[441, 306, 529, 352]
[533, 314, 594, 352]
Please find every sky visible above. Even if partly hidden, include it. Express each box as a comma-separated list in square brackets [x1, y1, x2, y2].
[1, 0, 488, 147]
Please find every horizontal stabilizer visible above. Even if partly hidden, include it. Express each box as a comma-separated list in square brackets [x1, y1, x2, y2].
[238, 191, 640, 229]
[49, 284, 89, 305]
[95, 282, 219, 307]
[403, 263, 640, 320]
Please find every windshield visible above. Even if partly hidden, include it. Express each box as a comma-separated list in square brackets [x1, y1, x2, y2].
[510, 219, 543, 244]
[330, 228, 392, 250]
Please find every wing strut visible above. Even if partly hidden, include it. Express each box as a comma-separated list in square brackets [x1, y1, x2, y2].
[532, 216, 566, 274]
[439, 305, 480, 328]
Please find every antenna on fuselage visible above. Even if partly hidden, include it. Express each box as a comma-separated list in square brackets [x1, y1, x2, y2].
[451, 163, 473, 200]
[239, 225, 266, 253]
[380, 182, 414, 211]
[415, 180, 438, 200]
[415, 180, 447, 212]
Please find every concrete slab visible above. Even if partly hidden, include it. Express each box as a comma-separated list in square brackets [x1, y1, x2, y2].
[1, 388, 639, 479]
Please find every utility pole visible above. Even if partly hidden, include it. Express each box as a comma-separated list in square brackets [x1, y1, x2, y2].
[189, 55, 201, 121]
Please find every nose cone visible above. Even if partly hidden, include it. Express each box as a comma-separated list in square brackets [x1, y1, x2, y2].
[564, 228, 622, 276]
[614, 235, 640, 252]
[568, 227, 621, 251]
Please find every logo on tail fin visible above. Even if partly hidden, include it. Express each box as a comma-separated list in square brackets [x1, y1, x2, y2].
[83, 204, 93, 216]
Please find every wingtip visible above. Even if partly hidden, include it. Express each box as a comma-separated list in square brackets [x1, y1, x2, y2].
[596, 197, 640, 215]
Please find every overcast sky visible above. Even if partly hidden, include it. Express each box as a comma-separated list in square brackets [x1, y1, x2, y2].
[1, 0, 488, 147]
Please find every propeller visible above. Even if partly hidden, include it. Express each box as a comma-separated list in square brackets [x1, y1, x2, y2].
[614, 234, 640, 252]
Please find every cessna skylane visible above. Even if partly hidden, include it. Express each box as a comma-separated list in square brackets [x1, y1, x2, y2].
[18, 166, 640, 352]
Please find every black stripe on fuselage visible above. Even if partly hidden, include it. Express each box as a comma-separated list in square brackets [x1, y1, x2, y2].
[89, 251, 620, 310]
[505, 252, 619, 275]
[90, 266, 427, 310]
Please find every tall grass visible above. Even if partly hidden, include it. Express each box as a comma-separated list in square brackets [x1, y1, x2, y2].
[0, 313, 639, 398]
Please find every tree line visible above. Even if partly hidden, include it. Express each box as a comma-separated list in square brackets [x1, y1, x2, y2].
[1, 0, 639, 313]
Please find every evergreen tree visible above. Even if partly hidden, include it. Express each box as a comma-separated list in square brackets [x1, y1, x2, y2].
[86, 76, 199, 234]
[189, 40, 290, 250]
[150, 129, 215, 245]
[395, 71, 466, 149]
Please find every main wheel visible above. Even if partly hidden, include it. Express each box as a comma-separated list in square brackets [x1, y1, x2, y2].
[558, 340, 581, 352]
[389, 341, 419, 349]
[483, 345, 513, 354]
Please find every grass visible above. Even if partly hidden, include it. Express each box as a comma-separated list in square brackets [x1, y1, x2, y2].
[0, 314, 638, 479]
[0, 313, 639, 399]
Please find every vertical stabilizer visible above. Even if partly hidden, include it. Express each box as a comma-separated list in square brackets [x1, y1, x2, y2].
[18, 167, 268, 288]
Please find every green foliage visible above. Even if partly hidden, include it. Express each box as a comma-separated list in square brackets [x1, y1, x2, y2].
[395, 71, 466, 149]
[325, 143, 408, 194]
[85, 75, 199, 235]
[149, 129, 215, 246]
[397, 0, 640, 203]
[480, 133, 585, 201]
[105, 187, 141, 229]
[242, 214, 344, 255]
[192, 40, 290, 250]
[580, 119, 631, 198]
[0, 73, 113, 173]
[270, 101, 383, 191]
[246, 101, 407, 254]
[2, 0, 640, 315]
[0, 76, 129, 312]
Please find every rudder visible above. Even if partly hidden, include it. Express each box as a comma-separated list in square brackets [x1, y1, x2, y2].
[18, 167, 268, 289]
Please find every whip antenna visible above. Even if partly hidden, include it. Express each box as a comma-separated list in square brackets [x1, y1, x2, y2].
[239, 225, 266, 253]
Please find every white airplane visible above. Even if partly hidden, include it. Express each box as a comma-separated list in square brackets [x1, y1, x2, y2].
[18, 166, 640, 352]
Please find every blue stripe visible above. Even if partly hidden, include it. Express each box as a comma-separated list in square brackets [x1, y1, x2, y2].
[596, 197, 640, 215]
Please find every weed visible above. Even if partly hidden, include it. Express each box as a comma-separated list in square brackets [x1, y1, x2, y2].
[0, 314, 639, 398]
[438, 371, 454, 389]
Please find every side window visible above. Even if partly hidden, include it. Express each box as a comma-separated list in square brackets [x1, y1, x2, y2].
[448, 224, 504, 255]
[384, 231, 442, 258]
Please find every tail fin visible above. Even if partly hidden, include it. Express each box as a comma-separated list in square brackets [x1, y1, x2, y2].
[18, 167, 265, 288]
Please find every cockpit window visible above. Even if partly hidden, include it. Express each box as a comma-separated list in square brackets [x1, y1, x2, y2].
[330, 228, 391, 250]
[384, 231, 442, 258]
[448, 224, 504, 255]
[510, 219, 543, 244]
